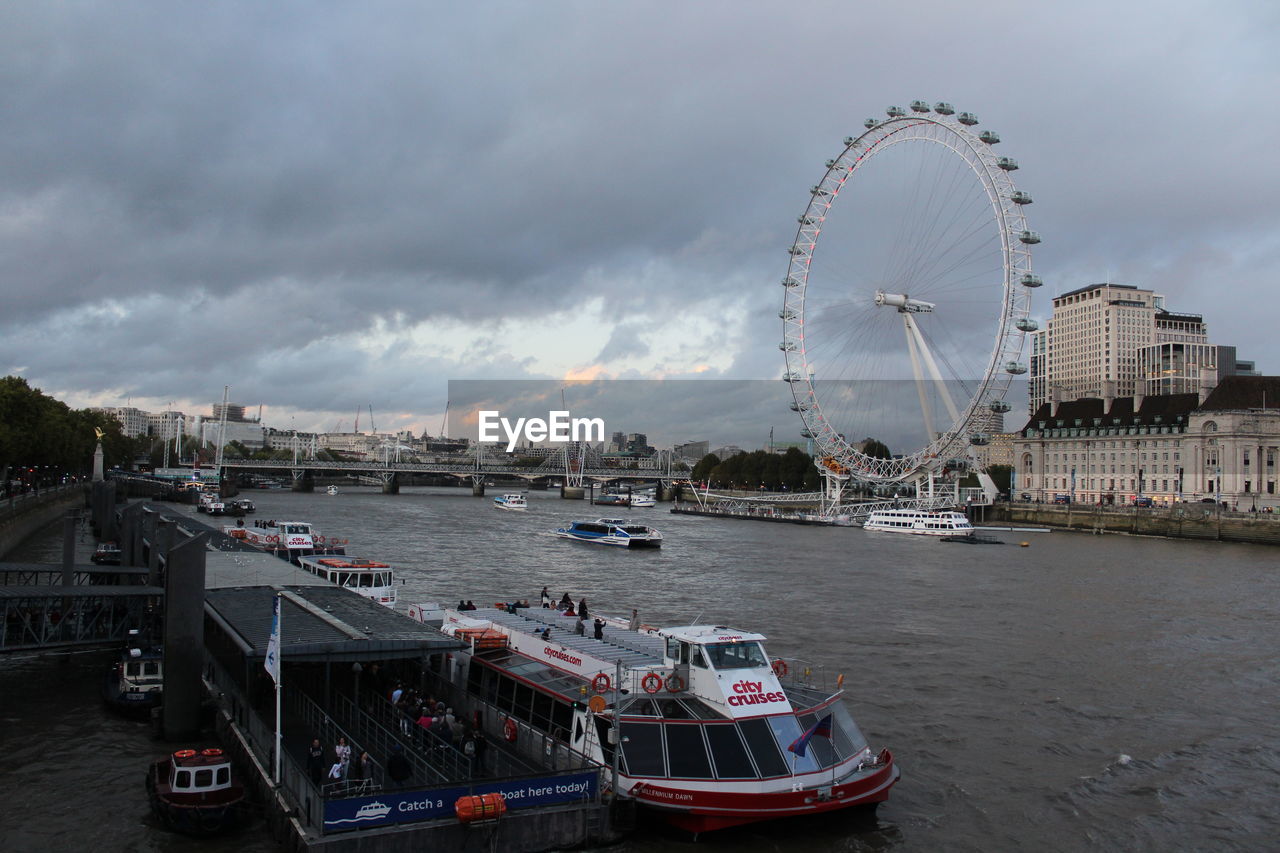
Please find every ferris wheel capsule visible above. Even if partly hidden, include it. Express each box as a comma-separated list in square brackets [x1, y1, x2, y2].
[1016, 318, 1040, 332]
[1019, 230, 1041, 245]
[864, 118, 880, 129]
[1010, 191, 1033, 205]
[910, 100, 931, 113]
[978, 130, 1000, 145]
[886, 105, 906, 117]
[1005, 362, 1028, 375]
[1020, 273, 1043, 288]
[997, 157, 1019, 171]
[957, 112, 979, 125]
[989, 401, 1012, 413]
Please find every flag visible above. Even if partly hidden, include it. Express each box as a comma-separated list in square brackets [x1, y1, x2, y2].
[787, 714, 832, 757]
[265, 594, 281, 683]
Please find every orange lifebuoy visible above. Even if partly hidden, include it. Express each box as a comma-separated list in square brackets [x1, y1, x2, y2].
[641, 673, 662, 694]
[201, 748, 223, 757]
[771, 659, 789, 678]
[173, 749, 197, 759]
[665, 674, 685, 693]
[503, 717, 518, 742]
[592, 673, 611, 694]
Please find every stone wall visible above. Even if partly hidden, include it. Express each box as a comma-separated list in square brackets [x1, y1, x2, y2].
[993, 503, 1280, 545]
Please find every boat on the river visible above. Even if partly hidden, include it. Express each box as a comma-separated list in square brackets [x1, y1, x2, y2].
[863, 508, 974, 536]
[228, 497, 255, 515]
[91, 541, 122, 565]
[146, 747, 246, 836]
[327, 485, 339, 496]
[224, 519, 347, 562]
[629, 492, 657, 508]
[295, 555, 397, 607]
[103, 642, 163, 719]
[493, 493, 527, 511]
[427, 605, 897, 834]
[594, 492, 629, 506]
[555, 518, 663, 548]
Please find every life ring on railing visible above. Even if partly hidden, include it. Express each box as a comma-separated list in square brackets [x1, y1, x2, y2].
[641, 673, 662, 694]
[317, 535, 325, 543]
[201, 748, 223, 757]
[771, 659, 789, 678]
[173, 749, 197, 759]
[665, 674, 685, 693]
[592, 673, 611, 694]
[268, 535, 279, 544]
[502, 717, 518, 742]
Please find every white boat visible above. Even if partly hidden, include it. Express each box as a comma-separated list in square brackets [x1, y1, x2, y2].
[422, 606, 897, 834]
[863, 508, 974, 536]
[554, 517, 663, 548]
[326, 485, 339, 496]
[225, 520, 348, 561]
[629, 492, 657, 508]
[493, 493, 527, 511]
[295, 555, 398, 607]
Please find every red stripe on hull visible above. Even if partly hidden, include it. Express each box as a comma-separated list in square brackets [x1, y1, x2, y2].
[634, 750, 898, 834]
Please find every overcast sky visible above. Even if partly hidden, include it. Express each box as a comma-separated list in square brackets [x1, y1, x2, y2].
[3, 1, 1277, 449]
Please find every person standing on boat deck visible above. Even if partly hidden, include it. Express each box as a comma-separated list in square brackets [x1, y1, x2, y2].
[541, 587, 551, 608]
[578, 598, 589, 619]
[564, 601, 576, 617]
[559, 592, 572, 609]
[306, 737, 324, 785]
[593, 618, 605, 640]
[334, 736, 352, 778]
[575, 616, 586, 636]
[629, 608, 640, 631]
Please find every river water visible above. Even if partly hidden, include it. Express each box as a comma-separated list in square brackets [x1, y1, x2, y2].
[2, 485, 1276, 852]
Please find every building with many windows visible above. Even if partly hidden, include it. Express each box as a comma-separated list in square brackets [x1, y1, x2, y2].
[1013, 376, 1280, 508]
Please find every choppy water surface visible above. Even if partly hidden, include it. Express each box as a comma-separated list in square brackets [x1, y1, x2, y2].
[2, 486, 1277, 851]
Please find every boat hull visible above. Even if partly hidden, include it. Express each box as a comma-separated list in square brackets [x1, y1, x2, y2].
[633, 751, 898, 834]
[555, 531, 661, 548]
[102, 670, 161, 719]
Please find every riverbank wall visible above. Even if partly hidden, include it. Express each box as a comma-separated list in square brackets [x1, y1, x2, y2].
[991, 503, 1280, 545]
[0, 485, 88, 559]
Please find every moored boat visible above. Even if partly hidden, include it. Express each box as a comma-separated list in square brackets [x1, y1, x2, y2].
[593, 492, 629, 506]
[327, 485, 339, 496]
[224, 519, 347, 562]
[493, 493, 528, 511]
[91, 541, 123, 565]
[863, 508, 974, 536]
[146, 747, 247, 836]
[429, 606, 896, 834]
[103, 642, 163, 719]
[554, 518, 663, 548]
[295, 555, 398, 607]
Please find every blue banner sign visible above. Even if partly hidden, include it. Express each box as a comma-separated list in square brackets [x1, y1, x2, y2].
[322, 771, 598, 832]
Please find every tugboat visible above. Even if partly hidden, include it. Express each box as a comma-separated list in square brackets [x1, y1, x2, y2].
[103, 635, 163, 719]
[555, 518, 663, 548]
[146, 747, 247, 835]
[430, 606, 897, 834]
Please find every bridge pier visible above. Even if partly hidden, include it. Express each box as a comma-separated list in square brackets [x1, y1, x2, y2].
[291, 469, 314, 493]
[560, 486, 585, 500]
[472, 477, 486, 497]
[658, 483, 680, 502]
[163, 533, 208, 740]
[382, 473, 400, 495]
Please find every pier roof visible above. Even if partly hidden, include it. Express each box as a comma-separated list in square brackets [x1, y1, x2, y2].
[205, 585, 463, 664]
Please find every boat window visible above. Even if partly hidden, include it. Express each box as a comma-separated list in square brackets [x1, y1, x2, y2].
[829, 702, 870, 759]
[174, 770, 191, 788]
[216, 767, 229, 785]
[496, 675, 515, 711]
[378, 573, 388, 586]
[737, 718, 789, 778]
[512, 683, 534, 723]
[705, 642, 769, 670]
[143, 662, 159, 676]
[690, 646, 708, 669]
[665, 724, 714, 779]
[194, 769, 213, 788]
[654, 698, 694, 720]
[125, 663, 139, 677]
[768, 715, 821, 773]
[622, 698, 659, 717]
[358, 573, 372, 587]
[705, 723, 757, 779]
[665, 638, 680, 660]
[620, 722, 666, 777]
[593, 716, 615, 763]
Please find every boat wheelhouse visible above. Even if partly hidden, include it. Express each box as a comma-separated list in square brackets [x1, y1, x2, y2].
[295, 556, 397, 607]
[554, 518, 663, 548]
[433, 606, 896, 834]
[494, 493, 528, 511]
[863, 508, 974, 536]
[146, 747, 246, 836]
[225, 520, 347, 562]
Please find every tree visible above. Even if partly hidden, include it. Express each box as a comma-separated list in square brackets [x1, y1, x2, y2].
[691, 453, 720, 482]
[862, 438, 891, 459]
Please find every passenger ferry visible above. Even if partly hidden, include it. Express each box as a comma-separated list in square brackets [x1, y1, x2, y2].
[493, 493, 527, 511]
[629, 492, 657, 508]
[555, 518, 663, 548]
[224, 519, 347, 562]
[146, 747, 246, 836]
[295, 555, 397, 607]
[863, 508, 974, 536]
[426, 606, 897, 834]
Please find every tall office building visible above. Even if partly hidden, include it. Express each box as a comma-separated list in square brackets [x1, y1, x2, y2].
[1029, 283, 1211, 412]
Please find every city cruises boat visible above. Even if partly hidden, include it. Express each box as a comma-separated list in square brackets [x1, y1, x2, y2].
[428, 606, 897, 834]
[493, 493, 528, 511]
[863, 508, 974, 536]
[554, 518, 663, 548]
[224, 519, 347, 562]
[296, 555, 397, 607]
[103, 642, 163, 719]
[146, 747, 246, 836]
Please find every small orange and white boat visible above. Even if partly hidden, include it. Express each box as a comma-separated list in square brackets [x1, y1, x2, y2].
[296, 555, 397, 607]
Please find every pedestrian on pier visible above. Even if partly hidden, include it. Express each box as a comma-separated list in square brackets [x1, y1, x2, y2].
[334, 736, 351, 778]
[306, 737, 324, 785]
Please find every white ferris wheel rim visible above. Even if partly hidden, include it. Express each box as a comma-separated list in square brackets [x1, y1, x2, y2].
[780, 108, 1035, 484]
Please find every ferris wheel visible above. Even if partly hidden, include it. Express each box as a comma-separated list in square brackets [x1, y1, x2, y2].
[780, 101, 1040, 486]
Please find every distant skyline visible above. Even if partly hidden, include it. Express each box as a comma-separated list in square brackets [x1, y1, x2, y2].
[3, 2, 1277, 449]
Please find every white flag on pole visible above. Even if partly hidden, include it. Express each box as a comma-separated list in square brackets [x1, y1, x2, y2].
[265, 594, 281, 683]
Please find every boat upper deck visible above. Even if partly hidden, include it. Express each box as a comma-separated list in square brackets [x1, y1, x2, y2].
[476, 606, 667, 672]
